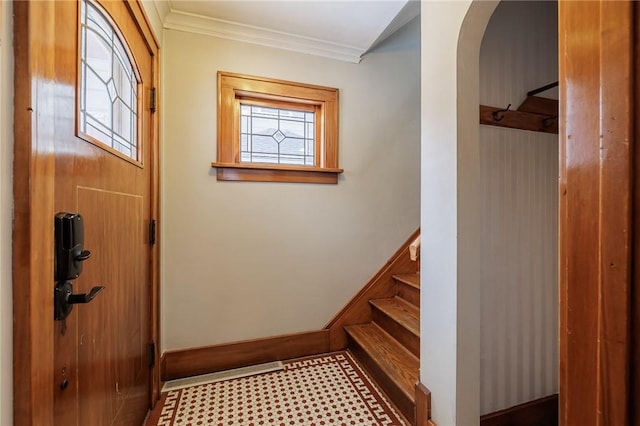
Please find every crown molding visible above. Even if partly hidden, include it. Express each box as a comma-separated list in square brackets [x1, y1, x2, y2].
[162, 10, 365, 64]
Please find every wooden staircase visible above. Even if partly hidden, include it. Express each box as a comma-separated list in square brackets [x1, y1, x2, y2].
[345, 273, 420, 424]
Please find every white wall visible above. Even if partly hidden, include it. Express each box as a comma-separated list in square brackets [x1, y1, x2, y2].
[479, 128, 558, 414]
[480, 1, 558, 107]
[479, 1, 558, 414]
[421, 1, 498, 425]
[0, 2, 13, 424]
[161, 19, 421, 350]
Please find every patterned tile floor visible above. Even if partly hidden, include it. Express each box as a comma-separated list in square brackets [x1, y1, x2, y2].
[146, 351, 406, 426]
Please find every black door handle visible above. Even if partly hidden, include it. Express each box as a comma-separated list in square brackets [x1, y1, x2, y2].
[54, 281, 105, 320]
[68, 285, 104, 304]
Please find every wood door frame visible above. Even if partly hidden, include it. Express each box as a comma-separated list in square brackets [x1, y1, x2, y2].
[634, 6, 640, 424]
[11, 1, 161, 424]
[559, 1, 634, 424]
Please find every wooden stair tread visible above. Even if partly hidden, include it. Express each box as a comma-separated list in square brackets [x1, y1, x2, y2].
[370, 297, 420, 336]
[393, 273, 420, 289]
[345, 323, 419, 401]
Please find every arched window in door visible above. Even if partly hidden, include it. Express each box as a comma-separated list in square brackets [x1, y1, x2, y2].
[79, 0, 141, 162]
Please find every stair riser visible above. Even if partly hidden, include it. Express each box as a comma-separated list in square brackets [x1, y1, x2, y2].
[347, 340, 416, 424]
[397, 282, 419, 307]
[372, 308, 420, 358]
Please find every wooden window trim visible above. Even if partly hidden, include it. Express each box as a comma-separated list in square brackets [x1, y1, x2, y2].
[212, 71, 343, 184]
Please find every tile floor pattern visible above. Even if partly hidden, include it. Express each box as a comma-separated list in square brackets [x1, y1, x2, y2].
[149, 351, 406, 426]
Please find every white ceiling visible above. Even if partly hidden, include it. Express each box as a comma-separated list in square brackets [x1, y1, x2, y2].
[153, 0, 420, 63]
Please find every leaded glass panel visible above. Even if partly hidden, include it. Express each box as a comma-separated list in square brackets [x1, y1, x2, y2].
[79, 0, 139, 161]
[240, 104, 315, 166]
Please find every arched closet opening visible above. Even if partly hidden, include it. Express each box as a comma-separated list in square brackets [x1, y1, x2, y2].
[478, 1, 559, 423]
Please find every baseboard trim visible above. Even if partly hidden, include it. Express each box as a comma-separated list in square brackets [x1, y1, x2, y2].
[480, 394, 558, 426]
[162, 329, 330, 381]
[415, 382, 433, 426]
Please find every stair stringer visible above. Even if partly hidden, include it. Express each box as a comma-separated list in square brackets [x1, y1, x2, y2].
[324, 228, 420, 351]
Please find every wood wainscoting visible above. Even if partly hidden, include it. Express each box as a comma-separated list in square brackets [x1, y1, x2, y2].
[480, 395, 558, 426]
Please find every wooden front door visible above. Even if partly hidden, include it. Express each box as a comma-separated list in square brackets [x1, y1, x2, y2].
[13, 1, 160, 425]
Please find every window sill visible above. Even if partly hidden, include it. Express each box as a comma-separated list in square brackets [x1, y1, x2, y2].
[211, 162, 343, 184]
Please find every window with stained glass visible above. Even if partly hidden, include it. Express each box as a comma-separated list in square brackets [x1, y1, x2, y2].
[214, 72, 342, 184]
[79, 0, 140, 161]
[240, 103, 316, 166]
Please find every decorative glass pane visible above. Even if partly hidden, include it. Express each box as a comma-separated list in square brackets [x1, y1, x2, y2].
[240, 104, 315, 166]
[80, 0, 139, 161]
[280, 138, 304, 156]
